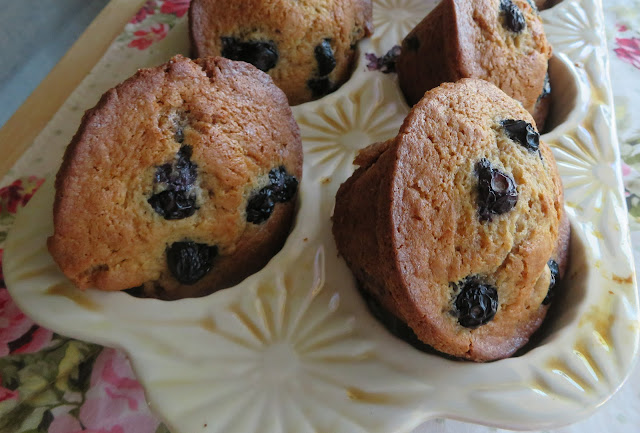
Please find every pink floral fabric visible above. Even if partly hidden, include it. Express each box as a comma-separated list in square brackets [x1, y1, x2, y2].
[48, 350, 160, 433]
[0, 176, 44, 215]
[614, 36, 640, 70]
[0, 176, 51, 358]
[121, 0, 191, 51]
[129, 23, 170, 50]
[0, 287, 53, 355]
[130, 0, 158, 24]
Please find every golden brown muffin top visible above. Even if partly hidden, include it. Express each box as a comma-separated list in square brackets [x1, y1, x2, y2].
[189, 0, 373, 104]
[48, 55, 302, 292]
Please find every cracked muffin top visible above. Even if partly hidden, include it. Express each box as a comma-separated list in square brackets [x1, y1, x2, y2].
[48, 55, 302, 299]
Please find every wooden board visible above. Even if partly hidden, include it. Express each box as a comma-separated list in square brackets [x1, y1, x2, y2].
[0, 0, 146, 179]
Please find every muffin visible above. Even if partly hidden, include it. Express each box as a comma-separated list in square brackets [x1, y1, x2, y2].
[396, 0, 552, 128]
[48, 55, 303, 300]
[189, 0, 373, 105]
[332, 79, 568, 361]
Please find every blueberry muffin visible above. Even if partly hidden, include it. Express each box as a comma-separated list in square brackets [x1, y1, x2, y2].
[332, 79, 568, 361]
[396, 0, 552, 128]
[189, 0, 373, 105]
[48, 55, 302, 300]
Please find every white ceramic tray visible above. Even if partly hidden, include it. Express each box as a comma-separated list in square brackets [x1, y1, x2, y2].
[4, 0, 639, 432]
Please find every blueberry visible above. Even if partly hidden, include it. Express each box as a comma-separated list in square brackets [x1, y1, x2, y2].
[148, 190, 197, 220]
[308, 77, 333, 98]
[542, 259, 559, 305]
[246, 166, 298, 224]
[148, 146, 199, 220]
[268, 166, 298, 202]
[539, 70, 551, 100]
[500, 0, 526, 33]
[171, 112, 189, 144]
[367, 45, 402, 74]
[167, 241, 218, 285]
[221, 37, 278, 72]
[476, 159, 518, 221]
[246, 187, 275, 224]
[315, 39, 337, 77]
[175, 127, 185, 144]
[405, 35, 420, 51]
[155, 146, 197, 187]
[452, 278, 499, 328]
[501, 119, 540, 153]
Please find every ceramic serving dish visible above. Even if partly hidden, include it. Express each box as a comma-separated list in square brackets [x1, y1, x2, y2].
[4, 0, 639, 432]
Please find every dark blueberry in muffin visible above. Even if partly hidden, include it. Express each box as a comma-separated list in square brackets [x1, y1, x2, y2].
[269, 166, 298, 202]
[175, 126, 185, 144]
[542, 259, 559, 305]
[167, 241, 218, 285]
[539, 70, 551, 100]
[246, 167, 298, 224]
[221, 37, 278, 72]
[171, 111, 189, 144]
[500, 0, 526, 33]
[405, 35, 420, 51]
[148, 146, 199, 220]
[475, 158, 518, 221]
[315, 39, 337, 77]
[246, 187, 276, 224]
[502, 119, 540, 153]
[155, 146, 197, 186]
[148, 190, 197, 220]
[452, 278, 499, 328]
[308, 77, 333, 98]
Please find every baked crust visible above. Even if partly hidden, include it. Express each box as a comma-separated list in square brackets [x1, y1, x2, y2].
[48, 55, 303, 299]
[189, 0, 373, 105]
[333, 79, 568, 361]
[396, 0, 552, 124]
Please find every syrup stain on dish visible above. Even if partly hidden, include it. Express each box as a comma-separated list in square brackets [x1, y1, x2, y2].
[199, 317, 217, 333]
[346, 387, 393, 404]
[612, 274, 634, 285]
[579, 297, 615, 352]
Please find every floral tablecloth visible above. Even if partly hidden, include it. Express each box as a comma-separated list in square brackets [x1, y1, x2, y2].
[1, 0, 640, 432]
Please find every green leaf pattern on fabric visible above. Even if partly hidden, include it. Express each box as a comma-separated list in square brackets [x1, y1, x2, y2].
[0, 338, 102, 432]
